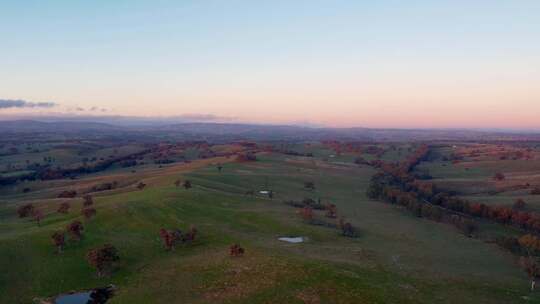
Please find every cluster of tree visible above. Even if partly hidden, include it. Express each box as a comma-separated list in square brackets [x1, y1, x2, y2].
[284, 198, 325, 210]
[369, 180, 478, 237]
[236, 152, 257, 162]
[198, 150, 217, 159]
[496, 234, 540, 291]
[354, 157, 369, 165]
[294, 201, 357, 237]
[367, 145, 540, 237]
[47, 195, 117, 277]
[159, 225, 198, 251]
[16, 203, 44, 226]
[89, 181, 118, 192]
[58, 190, 77, 198]
[277, 150, 313, 157]
[17, 203, 35, 218]
[321, 141, 386, 157]
[119, 160, 137, 167]
[35, 148, 152, 181]
[0, 146, 157, 186]
[154, 158, 175, 164]
[366, 146, 484, 237]
[50, 220, 84, 253]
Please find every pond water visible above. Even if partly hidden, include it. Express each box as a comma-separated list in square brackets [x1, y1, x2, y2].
[55, 292, 92, 304]
[54, 286, 113, 304]
[278, 236, 305, 243]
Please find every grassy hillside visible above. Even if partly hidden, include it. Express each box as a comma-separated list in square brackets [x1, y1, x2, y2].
[0, 150, 536, 303]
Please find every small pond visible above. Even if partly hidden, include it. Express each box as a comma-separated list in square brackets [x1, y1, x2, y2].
[54, 286, 114, 304]
[278, 236, 305, 243]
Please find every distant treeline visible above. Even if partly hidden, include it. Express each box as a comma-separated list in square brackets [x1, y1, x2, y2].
[366, 145, 478, 236]
[0, 149, 151, 185]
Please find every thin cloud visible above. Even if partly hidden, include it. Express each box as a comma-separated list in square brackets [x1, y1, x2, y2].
[0, 99, 57, 109]
[175, 113, 234, 122]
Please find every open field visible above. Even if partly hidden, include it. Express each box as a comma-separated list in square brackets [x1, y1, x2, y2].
[1, 141, 537, 303]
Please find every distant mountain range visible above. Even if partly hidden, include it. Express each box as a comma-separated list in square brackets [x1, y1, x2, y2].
[1, 119, 539, 142]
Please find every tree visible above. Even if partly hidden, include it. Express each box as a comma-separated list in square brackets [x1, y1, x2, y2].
[299, 206, 314, 223]
[304, 181, 315, 191]
[136, 182, 146, 190]
[17, 203, 34, 218]
[519, 234, 540, 254]
[67, 220, 84, 240]
[174, 179, 181, 187]
[520, 256, 540, 291]
[338, 217, 357, 237]
[82, 208, 97, 220]
[514, 198, 527, 210]
[217, 164, 223, 172]
[51, 231, 65, 253]
[183, 225, 197, 242]
[159, 228, 174, 251]
[325, 203, 337, 218]
[493, 172, 506, 181]
[57, 202, 70, 214]
[33, 209, 44, 226]
[183, 180, 192, 190]
[83, 194, 94, 207]
[86, 244, 119, 277]
[354, 157, 368, 165]
[237, 153, 257, 162]
[229, 244, 245, 257]
[58, 190, 77, 198]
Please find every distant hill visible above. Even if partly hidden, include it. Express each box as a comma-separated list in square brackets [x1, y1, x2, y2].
[1, 119, 539, 142]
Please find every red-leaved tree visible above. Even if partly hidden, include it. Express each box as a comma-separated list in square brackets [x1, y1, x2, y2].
[57, 202, 70, 214]
[51, 231, 65, 253]
[82, 208, 97, 220]
[67, 220, 84, 241]
[86, 244, 119, 277]
[229, 244, 245, 257]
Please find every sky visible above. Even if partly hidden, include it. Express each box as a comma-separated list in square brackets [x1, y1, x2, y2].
[1, 0, 539, 129]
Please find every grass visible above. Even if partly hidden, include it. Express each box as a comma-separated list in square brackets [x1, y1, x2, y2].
[0, 149, 537, 303]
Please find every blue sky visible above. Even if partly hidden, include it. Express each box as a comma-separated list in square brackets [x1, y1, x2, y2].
[1, 1, 539, 128]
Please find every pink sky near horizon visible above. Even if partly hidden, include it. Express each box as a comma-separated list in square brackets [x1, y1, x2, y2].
[1, 1, 539, 129]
